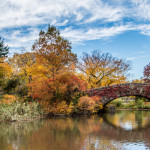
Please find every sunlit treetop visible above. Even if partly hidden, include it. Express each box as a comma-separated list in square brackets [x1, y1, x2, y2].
[32, 25, 77, 70]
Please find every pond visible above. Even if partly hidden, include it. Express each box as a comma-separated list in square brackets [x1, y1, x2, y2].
[0, 111, 150, 150]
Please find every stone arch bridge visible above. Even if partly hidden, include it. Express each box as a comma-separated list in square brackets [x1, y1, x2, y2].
[87, 83, 150, 106]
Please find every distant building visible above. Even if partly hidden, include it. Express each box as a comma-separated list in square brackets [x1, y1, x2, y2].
[121, 97, 135, 103]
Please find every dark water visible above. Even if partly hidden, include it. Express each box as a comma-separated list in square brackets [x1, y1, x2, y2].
[0, 111, 150, 150]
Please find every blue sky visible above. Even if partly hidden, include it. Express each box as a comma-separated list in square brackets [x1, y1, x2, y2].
[1, 0, 150, 80]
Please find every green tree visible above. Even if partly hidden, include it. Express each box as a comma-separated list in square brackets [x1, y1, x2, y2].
[0, 37, 9, 58]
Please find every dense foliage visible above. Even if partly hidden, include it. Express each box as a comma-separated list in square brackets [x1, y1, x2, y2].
[1, 25, 149, 121]
[78, 50, 130, 88]
[109, 96, 150, 110]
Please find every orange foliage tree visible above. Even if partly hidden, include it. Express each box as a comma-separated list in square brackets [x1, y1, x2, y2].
[32, 25, 77, 82]
[29, 71, 86, 104]
[27, 25, 87, 105]
[31, 25, 78, 101]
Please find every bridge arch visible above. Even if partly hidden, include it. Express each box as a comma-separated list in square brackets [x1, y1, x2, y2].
[87, 83, 150, 106]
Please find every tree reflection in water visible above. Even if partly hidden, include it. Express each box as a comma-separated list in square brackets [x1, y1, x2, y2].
[0, 111, 149, 150]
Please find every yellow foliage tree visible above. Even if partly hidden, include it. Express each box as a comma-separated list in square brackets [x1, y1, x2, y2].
[78, 50, 130, 88]
[0, 58, 12, 85]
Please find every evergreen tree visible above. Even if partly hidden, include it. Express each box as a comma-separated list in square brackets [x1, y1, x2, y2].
[0, 37, 9, 58]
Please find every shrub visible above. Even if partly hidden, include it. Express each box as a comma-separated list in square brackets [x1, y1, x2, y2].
[143, 105, 150, 109]
[38, 96, 103, 115]
[136, 99, 144, 109]
[1, 94, 17, 104]
[77, 96, 103, 114]
[0, 101, 43, 121]
[39, 100, 75, 115]
[3, 76, 28, 97]
[54, 101, 69, 114]
[113, 99, 123, 108]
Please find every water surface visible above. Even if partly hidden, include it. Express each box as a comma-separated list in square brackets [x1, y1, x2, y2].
[0, 111, 150, 150]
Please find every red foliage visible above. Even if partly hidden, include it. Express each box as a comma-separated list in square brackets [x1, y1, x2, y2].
[28, 72, 87, 104]
[28, 76, 54, 101]
[57, 72, 87, 91]
[88, 84, 150, 101]
[144, 86, 150, 98]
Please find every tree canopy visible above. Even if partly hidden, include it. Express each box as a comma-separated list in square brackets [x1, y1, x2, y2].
[78, 50, 131, 88]
[32, 25, 77, 71]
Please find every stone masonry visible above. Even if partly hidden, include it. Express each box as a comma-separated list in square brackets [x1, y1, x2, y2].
[87, 83, 150, 106]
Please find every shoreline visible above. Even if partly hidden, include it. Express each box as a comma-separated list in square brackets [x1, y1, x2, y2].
[116, 108, 150, 110]
[1, 109, 150, 122]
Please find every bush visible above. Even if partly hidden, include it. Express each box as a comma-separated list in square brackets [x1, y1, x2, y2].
[113, 99, 123, 108]
[3, 76, 28, 97]
[39, 96, 103, 115]
[1, 94, 17, 105]
[55, 101, 75, 115]
[136, 99, 144, 109]
[143, 105, 150, 109]
[77, 96, 103, 114]
[39, 100, 75, 115]
[0, 101, 43, 121]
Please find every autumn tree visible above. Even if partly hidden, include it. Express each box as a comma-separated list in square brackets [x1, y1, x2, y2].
[143, 62, 150, 84]
[55, 72, 86, 104]
[132, 79, 143, 83]
[0, 37, 10, 86]
[0, 60, 12, 86]
[29, 71, 86, 104]
[31, 25, 77, 101]
[8, 52, 35, 77]
[78, 50, 130, 88]
[32, 25, 77, 81]
[4, 52, 36, 96]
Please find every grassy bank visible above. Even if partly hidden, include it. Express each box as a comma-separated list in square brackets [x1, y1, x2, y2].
[0, 95, 103, 121]
[0, 102, 44, 122]
[1, 94, 149, 122]
[0, 95, 44, 122]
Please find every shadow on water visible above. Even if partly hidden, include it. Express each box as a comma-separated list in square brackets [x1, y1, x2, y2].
[0, 111, 150, 150]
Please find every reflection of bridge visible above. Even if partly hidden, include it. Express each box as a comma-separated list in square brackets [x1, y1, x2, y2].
[87, 83, 150, 105]
[103, 113, 150, 131]
[92, 115, 150, 147]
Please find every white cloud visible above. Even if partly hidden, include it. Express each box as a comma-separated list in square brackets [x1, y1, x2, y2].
[61, 24, 132, 44]
[134, 51, 147, 54]
[84, 0, 124, 23]
[0, 0, 125, 29]
[61, 23, 150, 44]
[126, 55, 147, 61]
[136, 24, 150, 36]
[2, 23, 150, 52]
[1, 27, 39, 51]
[1, 0, 150, 54]
[131, 0, 150, 21]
